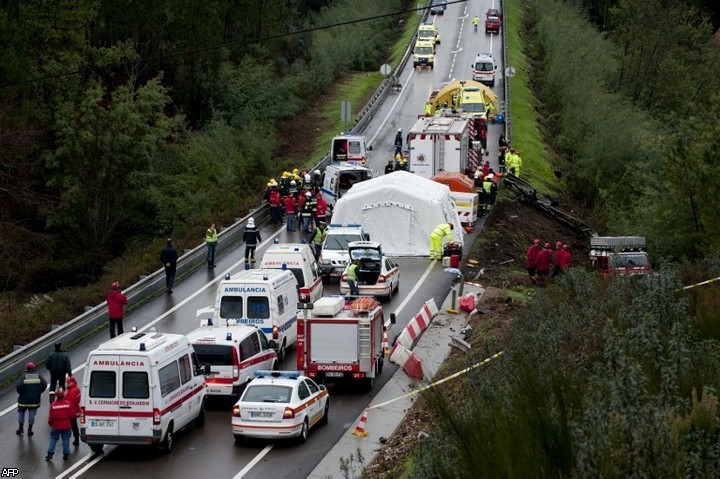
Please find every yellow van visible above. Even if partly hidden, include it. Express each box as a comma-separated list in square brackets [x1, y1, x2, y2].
[418, 23, 441, 45]
[413, 39, 436, 69]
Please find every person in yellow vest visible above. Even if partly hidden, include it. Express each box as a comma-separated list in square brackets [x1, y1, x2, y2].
[429, 223, 454, 260]
[205, 223, 218, 269]
[506, 148, 517, 175]
[424, 101, 432, 116]
[513, 150, 523, 177]
[346, 259, 361, 295]
[312, 222, 328, 259]
[473, 15, 480, 32]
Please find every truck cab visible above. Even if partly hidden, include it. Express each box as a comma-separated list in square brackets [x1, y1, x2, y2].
[413, 39, 435, 69]
[472, 53, 496, 87]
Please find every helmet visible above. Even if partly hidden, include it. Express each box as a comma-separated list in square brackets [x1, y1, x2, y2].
[305, 191, 312, 197]
[290, 180, 296, 186]
[292, 168, 299, 175]
[266, 182, 272, 187]
[563, 244, 569, 250]
[247, 218, 255, 227]
[282, 171, 290, 178]
[26, 362, 36, 370]
[402, 159, 408, 164]
[314, 170, 321, 175]
[534, 239, 541, 245]
[555, 241, 562, 248]
[544, 243, 551, 248]
[474, 171, 480, 178]
[398, 128, 402, 132]
[54, 388, 65, 398]
[111, 281, 120, 290]
[395, 154, 402, 160]
[487, 174, 494, 179]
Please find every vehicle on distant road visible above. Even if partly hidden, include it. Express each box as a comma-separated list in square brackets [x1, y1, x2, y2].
[430, 0, 447, 15]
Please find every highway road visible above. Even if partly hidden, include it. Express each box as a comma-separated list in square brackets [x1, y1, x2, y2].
[0, 1, 506, 477]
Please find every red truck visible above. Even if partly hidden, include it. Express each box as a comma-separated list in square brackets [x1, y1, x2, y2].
[485, 9, 501, 34]
[297, 296, 394, 390]
[589, 236, 652, 276]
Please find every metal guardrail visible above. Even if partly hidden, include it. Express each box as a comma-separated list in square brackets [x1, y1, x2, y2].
[501, 0, 512, 144]
[0, 4, 432, 386]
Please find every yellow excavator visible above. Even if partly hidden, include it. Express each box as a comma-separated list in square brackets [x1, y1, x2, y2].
[426, 80, 500, 118]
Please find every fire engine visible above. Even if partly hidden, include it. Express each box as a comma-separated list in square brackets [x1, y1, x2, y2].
[296, 296, 394, 390]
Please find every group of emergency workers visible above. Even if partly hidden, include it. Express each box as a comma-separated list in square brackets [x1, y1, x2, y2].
[263, 168, 329, 257]
[526, 239, 573, 283]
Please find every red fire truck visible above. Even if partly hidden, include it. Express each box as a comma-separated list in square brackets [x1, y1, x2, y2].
[296, 296, 394, 390]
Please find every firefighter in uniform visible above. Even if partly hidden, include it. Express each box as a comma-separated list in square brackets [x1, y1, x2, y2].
[429, 223, 454, 260]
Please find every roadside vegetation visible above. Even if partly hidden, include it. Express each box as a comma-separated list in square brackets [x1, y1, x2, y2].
[0, 0, 414, 355]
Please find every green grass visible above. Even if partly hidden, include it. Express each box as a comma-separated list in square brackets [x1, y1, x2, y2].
[506, 0, 557, 196]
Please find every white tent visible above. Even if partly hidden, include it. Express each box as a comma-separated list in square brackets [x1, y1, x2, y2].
[330, 171, 463, 257]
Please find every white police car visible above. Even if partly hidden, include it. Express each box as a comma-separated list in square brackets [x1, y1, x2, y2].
[232, 371, 329, 444]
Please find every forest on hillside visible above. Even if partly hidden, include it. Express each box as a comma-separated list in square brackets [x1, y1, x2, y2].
[0, 0, 406, 295]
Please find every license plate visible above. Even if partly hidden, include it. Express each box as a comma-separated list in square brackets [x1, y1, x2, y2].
[250, 411, 274, 418]
[325, 372, 344, 378]
[90, 420, 115, 428]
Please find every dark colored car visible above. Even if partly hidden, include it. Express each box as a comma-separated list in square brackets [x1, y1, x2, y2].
[430, 0, 447, 15]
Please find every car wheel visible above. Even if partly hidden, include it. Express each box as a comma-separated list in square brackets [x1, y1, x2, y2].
[90, 444, 104, 454]
[278, 342, 286, 363]
[194, 400, 206, 427]
[364, 376, 375, 391]
[297, 418, 309, 444]
[320, 400, 330, 426]
[234, 434, 246, 445]
[161, 423, 174, 452]
[378, 355, 384, 375]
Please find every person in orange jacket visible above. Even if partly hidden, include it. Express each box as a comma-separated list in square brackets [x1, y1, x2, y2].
[65, 376, 81, 446]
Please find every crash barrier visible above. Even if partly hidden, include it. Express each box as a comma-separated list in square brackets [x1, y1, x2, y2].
[350, 352, 504, 437]
[503, 173, 595, 237]
[679, 275, 720, 292]
[394, 298, 439, 349]
[0, 206, 272, 386]
[390, 344, 425, 380]
[502, 0, 512, 144]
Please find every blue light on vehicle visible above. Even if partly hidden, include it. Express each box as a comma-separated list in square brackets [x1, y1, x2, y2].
[225, 273, 231, 280]
[254, 370, 301, 379]
[282, 263, 287, 270]
[274, 238, 279, 244]
[226, 332, 232, 341]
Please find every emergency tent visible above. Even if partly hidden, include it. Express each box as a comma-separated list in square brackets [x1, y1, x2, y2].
[330, 171, 463, 257]
[431, 171, 477, 193]
[430, 79, 499, 116]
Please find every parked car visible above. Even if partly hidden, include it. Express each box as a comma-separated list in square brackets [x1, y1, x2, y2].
[340, 241, 400, 300]
[430, 0, 447, 15]
[232, 371, 329, 444]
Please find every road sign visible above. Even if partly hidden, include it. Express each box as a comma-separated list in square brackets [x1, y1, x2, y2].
[341, 101, 351, 123]
[380, 64, 392, 76]
[505, 66, 516, 78]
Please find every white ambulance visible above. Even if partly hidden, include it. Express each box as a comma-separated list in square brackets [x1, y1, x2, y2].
[80, 332, 207, 453]
[186, 320, 278, 397]
[200, 269, 299, 362]
[260, 243, 324, 304]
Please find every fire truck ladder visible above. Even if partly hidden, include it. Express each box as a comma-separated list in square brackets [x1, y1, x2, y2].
[358, 323, 371, 359]
[438, 135, 445, 173]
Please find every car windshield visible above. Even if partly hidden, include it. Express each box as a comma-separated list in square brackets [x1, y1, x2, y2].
[488, 16, 500, 22]
[612, 253, 649, 267]
[419, 30, 434, 39]
[324, 234, 362, 251]
[415, 46, 433, 55]
[461, 102, 485, 113]
[350, 248, 382, 261]
[242, 385, 293, 403]
[475, 61, 493, 72]
[193, 344, 233, 366]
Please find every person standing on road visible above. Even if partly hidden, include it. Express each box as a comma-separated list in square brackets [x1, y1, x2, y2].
[160, 239, 178, 294]
[429, 223, 454, 260]
[394, 128, 403, 156]
[46, 342, 72, 401]
[45, 388, 75, 462]
[347, 259, 361, 296]
[385, 158, 395, 175]
[16, 362, 47, 436]
[243, 218, 262, 264]
[526, 239, 541, 280]
[65, 376, 81, 445]
[473, 15, 480, 32]
[300, 192, 315, 234]
[283, 194, 297, 232]
[312, 222, 328, 260]
[205, 223, 218, 269]
[106, 282, 128, 338]
[315, 194, 328, 226]
[425, 101, 432, 116]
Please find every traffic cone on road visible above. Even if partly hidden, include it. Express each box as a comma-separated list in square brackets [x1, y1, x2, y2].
[383, 330, 390, 356]
[351, 406, 370, 437]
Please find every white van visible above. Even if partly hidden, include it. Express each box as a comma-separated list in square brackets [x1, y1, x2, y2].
[187, 320, 278, 397]
[321, 163, 374, 208]
[206, 269, 299, 362]
[260, 243, 324, 303]
[319, 224, 370, 280]
[80, 332, 207, 453]
[472, 52, 497, 86]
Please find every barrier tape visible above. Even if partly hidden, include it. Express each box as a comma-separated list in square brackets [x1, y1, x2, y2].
[680, 275, 720, 291]
[370, 351, 504, 410]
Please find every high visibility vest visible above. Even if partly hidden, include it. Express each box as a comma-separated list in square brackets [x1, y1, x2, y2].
[206, 228, 218, 244]
[347, 264, 358, 281]
[473, 17, 480, 25]
[425, 103, 432, 115]
[431, 224, 452, 239]
[312, 227, 326, 245]
[482, 180, 493, 194]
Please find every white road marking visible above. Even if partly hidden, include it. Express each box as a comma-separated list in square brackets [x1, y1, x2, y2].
[369, 69, 414, 145]
[234, 444, 274, 479]
[59, 448, 115, 479]
[391, 260, 436, 319]
[0, 227, 287, 420]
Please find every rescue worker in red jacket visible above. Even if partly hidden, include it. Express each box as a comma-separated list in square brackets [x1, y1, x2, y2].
[268, 186, 282, 225]
[560, 244, 572, 272]
[65, 376, 81, 445]
[283, 194, 297, 232]
[315, 194, 328, 225]
[46, 388, 75, 462]
[536, 242, 553, 278]
[526, 239, 541, 278]
[552, 241, 565, 277]
[106, 282, 128, 338]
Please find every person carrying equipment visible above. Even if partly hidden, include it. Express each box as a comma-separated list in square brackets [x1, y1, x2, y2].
[429, 223, 454, 260]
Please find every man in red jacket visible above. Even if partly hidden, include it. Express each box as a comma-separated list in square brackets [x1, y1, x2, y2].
[536, 242, 553, 280]
[315, 194, 328, 225]
[560, 244, 573, 273]
[552, 241, 565, 277]
[283, 194, 297, 232]
[106, 282, 128, 338]
[46, 388, 75, 461]
[65, 376, 81, 446]
[526, 239, 541, 279]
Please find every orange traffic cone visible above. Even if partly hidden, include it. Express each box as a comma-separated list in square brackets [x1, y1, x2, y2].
[403, 352, 424, 380]
[351, 406, 370, 437]
[383, 330, 390, 356]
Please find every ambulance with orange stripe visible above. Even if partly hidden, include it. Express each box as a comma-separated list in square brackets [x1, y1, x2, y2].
[232, 370, 329, 444]
[186, 320, 278, 397]
[80, 332, 207, 453]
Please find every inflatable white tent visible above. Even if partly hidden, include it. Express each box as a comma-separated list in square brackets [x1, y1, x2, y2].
[330, 171, 463, 257]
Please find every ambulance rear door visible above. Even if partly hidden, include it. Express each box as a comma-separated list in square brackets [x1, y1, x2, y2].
[116, 354, 154, 439]
[84, 354, 121, 439]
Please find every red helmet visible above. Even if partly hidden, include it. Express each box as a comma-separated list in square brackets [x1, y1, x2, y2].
[533, 239, 541, 245]
[26, 362, 36, 370]
[544, 243, 551, 248]
[563, 244, 569, 250]
[555, 241, 562, 248]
